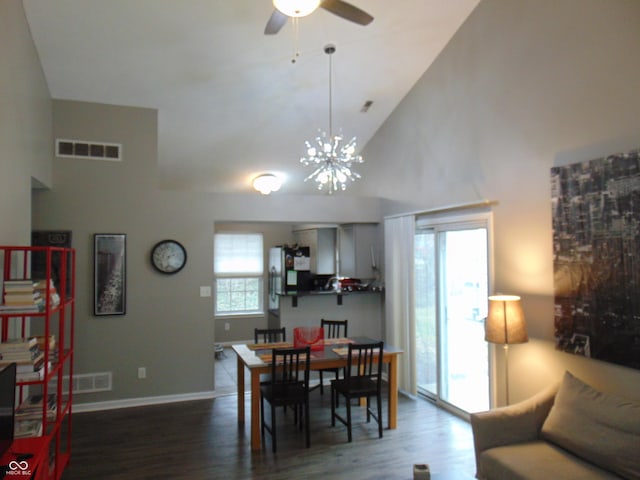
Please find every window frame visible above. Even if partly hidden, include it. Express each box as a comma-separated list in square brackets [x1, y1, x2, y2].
[214, 232, 264, 317]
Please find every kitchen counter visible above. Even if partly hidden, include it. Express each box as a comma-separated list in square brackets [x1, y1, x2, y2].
[306, 288, 383, 295]
[270, 290, 384, 339]
[277, 288, 382, 306]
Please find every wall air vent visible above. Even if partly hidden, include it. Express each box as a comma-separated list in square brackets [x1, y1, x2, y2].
[50, 372, 112, 394]
[56, 139, 122, 162]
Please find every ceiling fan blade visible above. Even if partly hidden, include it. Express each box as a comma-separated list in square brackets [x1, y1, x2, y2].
[264, 9, 288, 35]
[320, 0, 374, 26]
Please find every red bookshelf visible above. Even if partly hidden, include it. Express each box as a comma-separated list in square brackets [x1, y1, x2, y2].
[0, 246, 75, 480]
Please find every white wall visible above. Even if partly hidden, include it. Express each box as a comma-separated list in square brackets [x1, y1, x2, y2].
[359, 0, 640, 404]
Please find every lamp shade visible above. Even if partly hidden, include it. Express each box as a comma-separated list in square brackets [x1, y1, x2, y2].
[485, 295, 529, 345]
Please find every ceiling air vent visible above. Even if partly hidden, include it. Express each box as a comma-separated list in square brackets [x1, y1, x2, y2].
[56, 139, 122, 162]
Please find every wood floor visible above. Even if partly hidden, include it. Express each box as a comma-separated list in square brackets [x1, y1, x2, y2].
[61, 352, 477, 480]
[62, 394, 476, 479]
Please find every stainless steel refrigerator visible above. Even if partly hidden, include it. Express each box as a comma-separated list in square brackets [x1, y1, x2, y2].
[268, 246, 312, 312]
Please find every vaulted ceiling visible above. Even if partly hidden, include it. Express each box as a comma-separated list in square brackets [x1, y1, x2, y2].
[23, 0, 480, 194]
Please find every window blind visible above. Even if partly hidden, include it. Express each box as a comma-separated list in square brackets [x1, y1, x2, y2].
[214, 233, 263, 275]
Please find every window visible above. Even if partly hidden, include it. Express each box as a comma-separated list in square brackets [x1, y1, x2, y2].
[214, 233, 264, 316]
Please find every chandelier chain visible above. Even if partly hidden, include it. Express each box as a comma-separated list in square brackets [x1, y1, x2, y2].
[328, 46, 333, 139]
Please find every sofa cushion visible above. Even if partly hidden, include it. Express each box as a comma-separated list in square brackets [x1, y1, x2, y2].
[479, 441, 620, 480]
[540, 371, 640, 479]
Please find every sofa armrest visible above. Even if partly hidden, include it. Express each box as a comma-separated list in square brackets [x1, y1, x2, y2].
[470, 382, 559, 478]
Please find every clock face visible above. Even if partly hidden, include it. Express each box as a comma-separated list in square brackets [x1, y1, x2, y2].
[151, 240, 187, 274]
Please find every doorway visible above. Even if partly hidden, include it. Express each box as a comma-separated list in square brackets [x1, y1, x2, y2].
[414, 214, 491, 413]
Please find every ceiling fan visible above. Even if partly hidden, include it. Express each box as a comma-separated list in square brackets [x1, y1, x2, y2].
[264, 0, 374, 35]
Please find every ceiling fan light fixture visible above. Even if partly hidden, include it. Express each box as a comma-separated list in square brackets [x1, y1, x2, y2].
[253, 174, 282, 195]
[273, 0, 321, 17]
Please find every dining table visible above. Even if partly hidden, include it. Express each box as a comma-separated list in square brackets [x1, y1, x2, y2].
[232, 336, 403, 451]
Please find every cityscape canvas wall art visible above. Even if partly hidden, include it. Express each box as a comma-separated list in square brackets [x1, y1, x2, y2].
[94, 233, 126, 316]
[551, 148, 640, 370]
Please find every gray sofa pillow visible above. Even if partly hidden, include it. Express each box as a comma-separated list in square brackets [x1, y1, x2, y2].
[540, 371, 640, 480]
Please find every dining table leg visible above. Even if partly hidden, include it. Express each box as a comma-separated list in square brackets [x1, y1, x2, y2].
[388, 354, 398, 429]
[251, 371, 262, 450]
[236, 354, 245, 424]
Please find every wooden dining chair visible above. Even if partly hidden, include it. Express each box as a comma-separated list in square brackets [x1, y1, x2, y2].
[254, 327, 286, 344]
[330, 341, 384, 442]
[260, 346, 311, 453]
[311, 319, 348, 395]
[254, 327, 288, 388]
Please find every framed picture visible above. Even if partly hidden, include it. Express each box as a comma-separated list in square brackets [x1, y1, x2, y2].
[94, 234, 126, 316]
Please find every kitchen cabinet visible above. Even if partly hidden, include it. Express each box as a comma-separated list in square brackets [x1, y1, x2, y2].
[338, 223, 379, 280]
[293, 228, 336, 275]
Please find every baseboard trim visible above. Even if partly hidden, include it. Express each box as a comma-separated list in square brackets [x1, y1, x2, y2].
[72, 390, 218, 413]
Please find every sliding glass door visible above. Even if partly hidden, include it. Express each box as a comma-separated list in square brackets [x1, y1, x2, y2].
[415, 215, 490, 413]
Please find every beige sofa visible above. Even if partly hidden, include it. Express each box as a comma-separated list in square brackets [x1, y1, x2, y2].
[470, 371, 640, 480]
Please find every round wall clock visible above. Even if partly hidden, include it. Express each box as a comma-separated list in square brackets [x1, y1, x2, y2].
[151, 240, 187, 274]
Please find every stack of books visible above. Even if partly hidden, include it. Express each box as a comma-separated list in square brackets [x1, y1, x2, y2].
[34, 278, 60, 307]
[0, 280, 44, 312]
[37, 334, 58, 370]
[0, 337, 48, 382]
[14, 418, 43, 438]
[15, 393, 57, 422]
[36, 334, 57, 353]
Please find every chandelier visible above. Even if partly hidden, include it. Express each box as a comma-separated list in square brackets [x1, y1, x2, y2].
[300, 44, 364, 194]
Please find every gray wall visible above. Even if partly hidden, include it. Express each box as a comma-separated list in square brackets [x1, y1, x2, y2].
[358, 0, 640, 403]
[32, 100, 220, 403]
[31, 99, 382, 406]
[0, 0, 51, 245]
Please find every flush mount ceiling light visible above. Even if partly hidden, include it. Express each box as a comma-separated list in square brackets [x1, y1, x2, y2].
[253, 174, 282, 195]
[273, 0, 321, 17]
[300, 44, 364, 194]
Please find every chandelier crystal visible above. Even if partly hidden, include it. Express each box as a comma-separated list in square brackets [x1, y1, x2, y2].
[300, 44, 364, 194]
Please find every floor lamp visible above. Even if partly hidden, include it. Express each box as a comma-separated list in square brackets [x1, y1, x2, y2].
[485, 295, 528, 405]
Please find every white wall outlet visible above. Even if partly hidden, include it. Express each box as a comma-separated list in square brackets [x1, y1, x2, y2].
[200, 286, 212, 297]
[138, 367, 147, 379]
[225, 322, 230, 331]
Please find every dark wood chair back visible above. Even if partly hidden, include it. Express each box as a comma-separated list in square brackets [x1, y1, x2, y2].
[313, 319, 349, 395]
[254, 327, 286, 344]
[331, 341, 385, 442]
[345, 341, 383, 385]
[260, 346, 311, 452]
[269, 346, 310, 388]
[320, 319, 348, 339]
